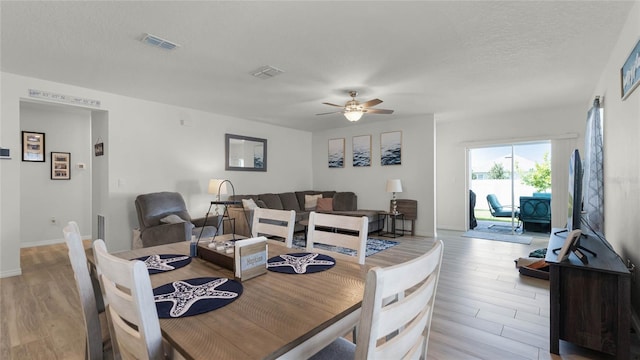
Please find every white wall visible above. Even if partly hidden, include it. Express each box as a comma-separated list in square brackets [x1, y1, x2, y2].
[20, 101, 92, 246]
[436, 106, 585, 231]
[591, 2, 640, 313]
[1, 72, 313, 276]
[312, 116, 436, 237]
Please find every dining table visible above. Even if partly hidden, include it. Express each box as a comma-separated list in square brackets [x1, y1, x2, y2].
[90, 236, 369, 360]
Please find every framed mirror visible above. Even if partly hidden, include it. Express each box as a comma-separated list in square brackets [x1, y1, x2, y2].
[225, 134, 267, 171]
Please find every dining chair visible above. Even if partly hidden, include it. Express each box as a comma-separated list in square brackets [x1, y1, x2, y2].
[251, 207, 296, 247]
[310, 239, 444, 360]
[93, 239, 183, 360]
[63, 222, 111, 360]
[306, 211, 368, 264]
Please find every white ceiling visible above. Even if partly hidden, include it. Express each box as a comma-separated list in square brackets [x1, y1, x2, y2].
[1, 1, 634, 132]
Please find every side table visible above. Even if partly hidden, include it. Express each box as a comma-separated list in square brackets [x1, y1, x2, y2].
[379, 212, 405, 238]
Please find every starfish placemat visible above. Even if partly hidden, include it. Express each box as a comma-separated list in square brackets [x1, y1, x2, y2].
[134, 254, 192, 274]
[153, 277, 243, 318]
[267, 252, 335, 274]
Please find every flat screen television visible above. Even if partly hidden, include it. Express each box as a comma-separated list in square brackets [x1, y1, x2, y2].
[567, 149, 583, 232]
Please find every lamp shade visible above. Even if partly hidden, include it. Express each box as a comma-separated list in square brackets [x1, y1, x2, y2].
[386, 179, 403, 193]
[208, 179, 228, 195]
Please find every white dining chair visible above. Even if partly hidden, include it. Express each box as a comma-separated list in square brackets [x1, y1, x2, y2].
[310, 240, 444, 360]
[251, 208, 296, 248]
[63, 222, 112, 360]
[93, 239, 184, 360]
[306, 211, 368, 264]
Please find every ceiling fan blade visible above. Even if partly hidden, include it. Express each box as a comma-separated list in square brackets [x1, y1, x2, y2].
[322, 102, 344, 108]
[364, 108, 394, 114]
[316, 110, 344, 115]
[360, 98, 383, 108]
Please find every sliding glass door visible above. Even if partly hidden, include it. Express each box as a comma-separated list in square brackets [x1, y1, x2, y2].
[469, 141, 551, 234]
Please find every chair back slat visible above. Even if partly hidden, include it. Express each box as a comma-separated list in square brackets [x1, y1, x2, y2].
[355, 240, 444, 360]
[63, 222, 104, 360]
[93, 239, 165, 360]
[251, 208, 296, 248]
[306, 212, 368, 264]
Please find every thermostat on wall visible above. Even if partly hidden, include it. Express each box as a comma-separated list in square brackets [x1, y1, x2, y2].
[0, 147, 10, 159]
[77, 163, 86, 169]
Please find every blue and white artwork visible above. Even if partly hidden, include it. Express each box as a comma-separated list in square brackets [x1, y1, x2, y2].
[328, 138, 345, 168]
[253, 145, 264, 168]
[381, 131, 402, 165]
[352, 135, 371, 167]
[621, 38, 640, 100]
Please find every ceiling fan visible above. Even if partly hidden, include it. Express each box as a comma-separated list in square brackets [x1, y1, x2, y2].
[317, 91, 394, 122]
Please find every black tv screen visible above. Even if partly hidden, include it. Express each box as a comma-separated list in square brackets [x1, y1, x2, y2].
[567, 149, 583, 232]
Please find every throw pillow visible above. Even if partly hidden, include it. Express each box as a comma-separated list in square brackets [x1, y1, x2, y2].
[315, 197, 333, 212]
[255, 199, 267, 208]
[304, 194, 323, 211]
[242, 198, 259, 210]
[160, 214, 186, 224]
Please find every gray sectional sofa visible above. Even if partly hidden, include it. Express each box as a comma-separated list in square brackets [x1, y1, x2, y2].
[226, 190, 383, 237]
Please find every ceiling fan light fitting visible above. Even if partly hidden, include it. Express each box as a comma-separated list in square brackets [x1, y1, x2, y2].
[344, 110, 364, 121]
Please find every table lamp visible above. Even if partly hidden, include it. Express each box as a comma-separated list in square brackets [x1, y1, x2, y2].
[386, 179, 403, 214]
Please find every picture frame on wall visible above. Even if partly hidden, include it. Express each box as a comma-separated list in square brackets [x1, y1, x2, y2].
[22, 131, 45, 162]
[352, 135, 371, 167]
[381, 131, 402, 165]
[328, 138, 345, 168]
[51, 152, 71, 180]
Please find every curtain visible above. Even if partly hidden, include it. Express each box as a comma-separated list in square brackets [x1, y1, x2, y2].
[582, 98, 604, 233]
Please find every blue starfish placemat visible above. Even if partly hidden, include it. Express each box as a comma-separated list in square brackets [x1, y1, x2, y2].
[134, 254, 192, 274]
[153, 277, 243, 318]
[267, 252, 335, 274]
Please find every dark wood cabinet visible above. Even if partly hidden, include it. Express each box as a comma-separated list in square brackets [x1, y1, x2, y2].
[546, 229, 630, 359]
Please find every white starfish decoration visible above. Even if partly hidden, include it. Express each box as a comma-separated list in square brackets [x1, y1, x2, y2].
[154, 278, 239, 317]
[143, 254, 190, 271]
[267, 253, 334, 274]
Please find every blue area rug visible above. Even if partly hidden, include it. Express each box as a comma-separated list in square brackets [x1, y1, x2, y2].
[292, 236, 399, 257]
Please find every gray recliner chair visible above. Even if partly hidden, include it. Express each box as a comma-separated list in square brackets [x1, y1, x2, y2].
[135, 191, 218, 248]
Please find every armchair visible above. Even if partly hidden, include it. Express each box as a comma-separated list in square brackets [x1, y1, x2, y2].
[486, 194, 520, 218]
[134, 191, 218, 248]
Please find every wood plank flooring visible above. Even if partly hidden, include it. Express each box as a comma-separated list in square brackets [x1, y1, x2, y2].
[1, 230, 637, 359]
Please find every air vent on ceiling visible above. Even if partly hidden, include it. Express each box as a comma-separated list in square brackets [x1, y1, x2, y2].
[140, 33, 180, 51]
[249, 65, 284, 79]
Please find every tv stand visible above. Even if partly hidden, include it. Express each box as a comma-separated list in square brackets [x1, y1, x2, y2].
[546, 228, 630, 359]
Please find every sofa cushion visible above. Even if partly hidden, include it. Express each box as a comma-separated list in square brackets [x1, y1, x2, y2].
[295, 191, 321, 210]
[333, 192, 357, 211]
[316, 198, 334, 212]
[259, 193, 284, 210]
[279, 192, 301, 211]
[305, 194, 323, 210]
[255, 199, 267, 208]
[242, 198, 260, 210]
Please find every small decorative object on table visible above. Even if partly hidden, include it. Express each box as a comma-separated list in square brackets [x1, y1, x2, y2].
[234, 237, 267, 281]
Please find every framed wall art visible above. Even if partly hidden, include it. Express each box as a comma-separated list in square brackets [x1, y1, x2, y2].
[352, 135, 371, 167]
[51, 152, 71, 180]
[328, 138, 345, 168]
[22, 131, 45, 162]
[380, 131, 402, 165]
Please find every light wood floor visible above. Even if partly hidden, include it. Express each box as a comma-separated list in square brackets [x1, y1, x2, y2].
[1, 230, 637, 359]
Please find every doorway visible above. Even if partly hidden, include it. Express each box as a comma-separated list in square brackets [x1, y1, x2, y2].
[469, 141, 551, 234]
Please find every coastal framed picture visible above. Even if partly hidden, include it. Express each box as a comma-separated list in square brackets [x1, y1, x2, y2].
[51, 152, 70, 180]
[621, 38, 640, 100]
[22, 131, 45, 162]
[381, 131, 402, 165]
[328, 138, 345, 168]
[352, 135, 371, 167]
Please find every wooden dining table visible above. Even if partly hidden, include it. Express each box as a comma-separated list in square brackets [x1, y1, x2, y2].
[93, 238, 369, 360]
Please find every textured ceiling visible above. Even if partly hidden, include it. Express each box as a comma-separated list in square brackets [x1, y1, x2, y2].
[1, 1, 634, 132]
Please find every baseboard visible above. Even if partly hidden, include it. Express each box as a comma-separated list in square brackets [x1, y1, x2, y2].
[0, 268, 22, 278]
[21, 235, 91, 248]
